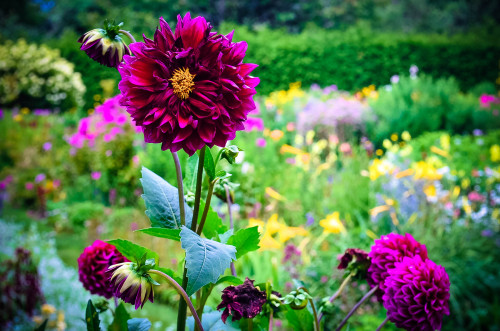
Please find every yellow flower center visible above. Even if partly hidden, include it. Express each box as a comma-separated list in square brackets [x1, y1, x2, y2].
[170, 67, 196, 100]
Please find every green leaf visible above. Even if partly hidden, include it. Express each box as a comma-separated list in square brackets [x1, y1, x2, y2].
[107, 239, 159, 264]
[187, 311, 240, 331]
[220, 145, 243, 164]
[219, 229, 234, 244]
[127, 318, 152, 331]
[203, 147, 216, 181]
[185, 154, 199, 193]
[227, 227, 260, 258]
[180, 226, 236, 295]
[136, 228, 181, 241]
[285, 307, 313, 331]
[108, 303, 130, 331]
[34, 319, 48, 331]
[215, 275, 243, 286]
[200, 200, 228, 239]
[140, 167, 192, 229]
[85, 300, 100, 331]
[156, 266, 183, 285]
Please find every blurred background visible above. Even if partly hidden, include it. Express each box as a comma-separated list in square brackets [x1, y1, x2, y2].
[1, 1, 499, 330]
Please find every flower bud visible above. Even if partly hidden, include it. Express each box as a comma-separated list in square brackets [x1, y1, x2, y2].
[78, 20, 131, 68]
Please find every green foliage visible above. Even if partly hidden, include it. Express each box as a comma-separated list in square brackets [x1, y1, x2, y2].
[180, 226, 236, 295]
[136, 228, 181, 241]
[140, 167, 192, 229]
[107, 239, 159, 264]
[0, 39, 85, 109]
[108, 303, 130, 331]
[285, 307, 314, 330]
[224, 24, 500, 95]
[85, 300, 100, 331]
[367, 75, 500, 145]
[127, 318, 152, 331]
[67, 202, 105, 228]
[199, 200, 228, 239]
[227, 227, 261, 259]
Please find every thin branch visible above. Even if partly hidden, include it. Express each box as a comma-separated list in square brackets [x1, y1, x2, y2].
[335, 285, 379, 331]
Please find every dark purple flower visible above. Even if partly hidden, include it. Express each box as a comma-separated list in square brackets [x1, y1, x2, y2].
[367, 233, 428, 301]
[217, 277, 267, 323]
[77, 240, 128, 299]
[78, 21, 131, 68]
[338, 248, 369, 269]
[108, 260, 157, 309]
[118, 13, 259, 156]
[383, 256, 450, 331]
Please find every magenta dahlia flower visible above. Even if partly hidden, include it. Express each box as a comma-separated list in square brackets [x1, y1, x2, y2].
[367, 233, 428, 300]
[217, 277, 267, 323]
[77, 240, 128, 299]
[383, 256, 450, 331]
[118, 13, 259, 156]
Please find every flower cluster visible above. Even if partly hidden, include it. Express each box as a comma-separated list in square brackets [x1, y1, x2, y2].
[68, 95, 141, 149]
[217, 278, 267, 323]
[118, 13, 259, 156]
[77, 240, 128, 299]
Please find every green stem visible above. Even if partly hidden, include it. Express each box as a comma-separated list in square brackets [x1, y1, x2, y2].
[225, 185, 237, 277]
[335, 285, 379, 331]
[318, 273, 353, 321]
[118, 29, 136, 43]
[191, 146, 206, 232]
[248, 319, 253, 331]
[177, 146, 206, 331]
[171, 152, 186, 226]
[196, 181, 215, 235]
[150, 270, 204, 331]
[310, 299, 320, 331]
[375, 317, 389, 331]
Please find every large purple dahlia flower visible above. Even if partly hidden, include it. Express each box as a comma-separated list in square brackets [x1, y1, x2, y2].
[217, 277, 267, 323]
[367, 233, 428, 300]
[383, 256, 450, 331]
[77, 240, 128, 299]
[78, 21, 131, 68]
[118, 13, 259, 156]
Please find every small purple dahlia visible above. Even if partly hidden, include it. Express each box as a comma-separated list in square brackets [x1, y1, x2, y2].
[108, 260, 157, 309]
[338, 248, 370, 279]
[78, 20, 131, 68]
[383, 256, 450, 331]
[217, 277, 267, 323]
[78, 240, 128, 299]
[118, 13, 259, 156]
[367, 233, 428, 300]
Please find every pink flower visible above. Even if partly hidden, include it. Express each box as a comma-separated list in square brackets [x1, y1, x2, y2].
[468, 191, 485, 203]
[25, 182, 34, 190]
[286, 122, 295, 132]
[244, 117, 264, 132]
[91, 172, 102, 180]
[479, 94, 497, 108]
[339, 142, 352, 156]
[35, 174, 46, 183]
[256, 137, 267, 148]
[42, 142, 52, 151]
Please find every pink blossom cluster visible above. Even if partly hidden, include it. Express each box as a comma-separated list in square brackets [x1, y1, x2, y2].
[68, 95, 142, 149]
[479, 94, 499, 109]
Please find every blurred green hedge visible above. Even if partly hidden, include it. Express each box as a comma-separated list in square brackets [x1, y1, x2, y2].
[224, 24, 500, 94]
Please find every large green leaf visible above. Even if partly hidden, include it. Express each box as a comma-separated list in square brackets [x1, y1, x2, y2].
[200, 200, 228, 239]
[108, 303, 130, 331]
[136, 228, 181, 241]
[107, 239, 159, 264]
[215, 275, 243, 286]
[85, 300, 100, 331]
[203, 147, 216, 181]
[285, 307, 314, 331]
[140, 167, 192, 229]
[227, 227, 260, 258]
[127, 318, 151, 331]
[180, 226, 236, 295]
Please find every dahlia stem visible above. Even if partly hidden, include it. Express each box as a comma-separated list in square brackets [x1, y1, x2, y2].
[150, 270, 204, 331]
[375, 317, 390, 331]
[269, 309, 274, 331]
[310, 299, 320, 331]
[335, 285, 378, 331]
[191, 146, 206, 232]
[171, 151, 186, 226]
[118, 29, 136, 43]
[225, 185, 237, 276]
[318, 273, 353, 321]
[178, 146, 205, 331]
[114, 296, 118, 308]
[196, 181, 215, 235]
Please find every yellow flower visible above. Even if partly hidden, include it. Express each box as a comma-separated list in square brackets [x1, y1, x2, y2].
[259, 231, 282, 250]
[440, 134, 450, 151]
[266, 214, 283, 235]
[41, 303, 57, 315]
[21, 107, 30, 115]
[280, 144, 304, 155]
[319, 212, 346, 234]
[382, 139, 392, 149]
[305, 130, 315, 145]
[13, 114, 23, 122]
[430, 146, 449, 158]
[412, 161, 442, 180]
[452, 186, 460, 199]
[490, 145, 500, 162]
[269, 130, 284, 141]
[278, 226, 309, 243]
[395, 168, 414, 179]
[390, 133, 398, 142]
[401, 131, 411, 141]
[265, 187, 286, 201]
[376, 149, 384, 156]
[370, 205, 391, 217]
[423, 184, 437, 197]
[369, 158, 395, 181]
